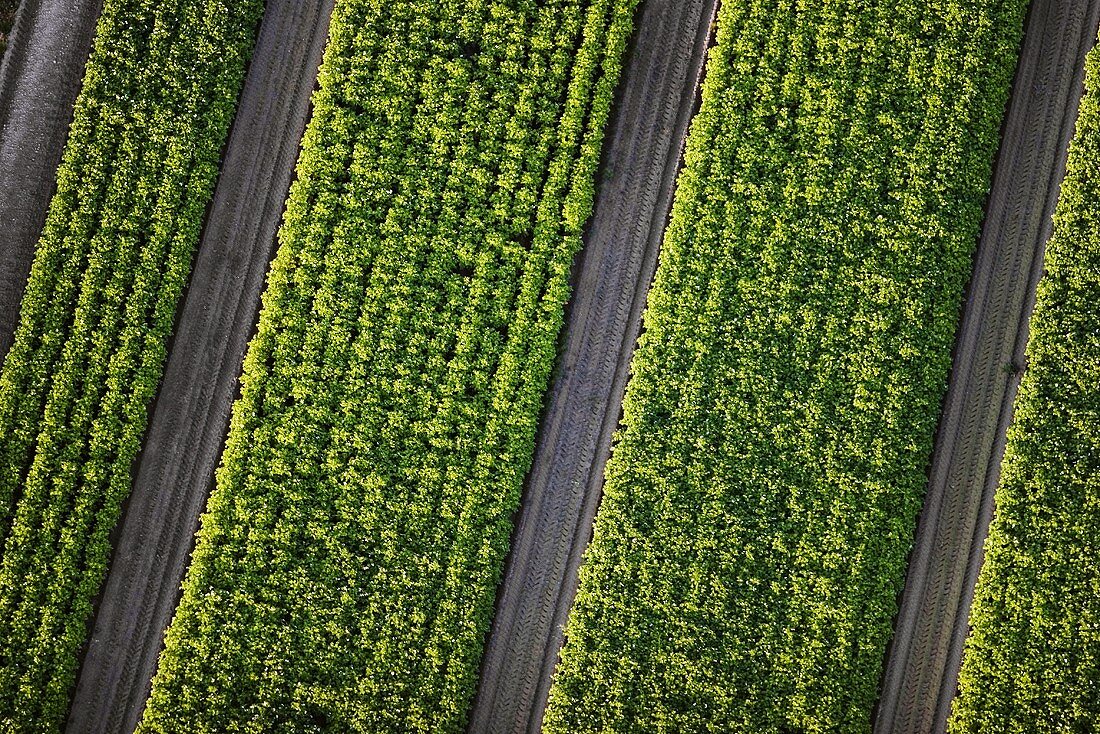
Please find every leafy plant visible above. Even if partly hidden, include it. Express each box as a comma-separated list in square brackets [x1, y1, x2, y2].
[0, 0, 262, 728]
[950, 37, 1100, 734]
[543, 0, 1027, 731]
[138, 0, 636, 731]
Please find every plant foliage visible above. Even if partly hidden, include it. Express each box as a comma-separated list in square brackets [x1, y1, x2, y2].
[543, 0, 1026, 731]
[0, 0, 262, 728]
[138, 0, 635, 731]
[950, 37, 1100, 734]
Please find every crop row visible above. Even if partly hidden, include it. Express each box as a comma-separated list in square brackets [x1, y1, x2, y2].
[950, 36, 1100, 734]
[137, 0, 635, 731]
[0, 0, 262, 728]
[542, 0, 1027, 731]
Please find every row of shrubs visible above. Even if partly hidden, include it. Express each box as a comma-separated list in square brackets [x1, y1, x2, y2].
[543, 0, 1028, 731]
[951, 35, 1100, 734]
[0, 0, 263, 728]
[137, 0, 636, 731]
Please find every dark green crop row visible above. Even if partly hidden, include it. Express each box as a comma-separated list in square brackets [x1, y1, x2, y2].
[543, 0, 1026, 731]
[950, 37, 1100, 734]
[0, 0, 262, 729]
[138, 0, 635, 731]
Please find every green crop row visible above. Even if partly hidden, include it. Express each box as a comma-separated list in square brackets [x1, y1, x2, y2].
[137, 0, 635, 731]
[543, 1, 1026, 732]
[0, 0, 262, 729]
[950, 36, 1100, 734]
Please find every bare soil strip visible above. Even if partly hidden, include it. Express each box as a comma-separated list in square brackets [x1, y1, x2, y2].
[0, 0, 103, 362]
[874, 1, 1100, 731]
[465, 3, 717, 732]
[62, 1, 334, 731]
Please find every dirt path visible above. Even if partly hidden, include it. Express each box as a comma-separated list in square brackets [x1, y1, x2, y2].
[465, 3, 717, 732]
[0, 0, 102, 362]
[873, 1, 1100, 732]
[62, 1, 334, 731]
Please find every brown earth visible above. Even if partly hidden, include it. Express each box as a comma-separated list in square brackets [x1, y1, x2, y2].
[874, 1, 1100, 732]
[465, 2, 718, 732]
[62, 1, 334, 731]
[0, 0, 103, 363]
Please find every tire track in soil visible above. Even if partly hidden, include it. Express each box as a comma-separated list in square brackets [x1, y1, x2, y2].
[63, 0, 334, 731]
[0, 0, 103, 363]
[465, 2, 718, 732]
[873, 1, 1100, 732]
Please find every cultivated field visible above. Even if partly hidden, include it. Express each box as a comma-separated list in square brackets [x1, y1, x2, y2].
[64, 0, 334, 730]
[137, 1, 635, 730]
[0, 0, 1099, 731]
[544, 0, 1027, 730]
[468, 0, 716, 731]
[950, 32, 1100, 734]
[876, 0, 1100, 729]
[0, 0, 103, 360]
[0, 0, 262, 728]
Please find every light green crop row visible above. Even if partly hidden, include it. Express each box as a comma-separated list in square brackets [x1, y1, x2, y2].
[950, 36, 1100, 734]
[543, 0, 1026, 731]
[138, 0, 635, 731]
[0, 0, 262, 729]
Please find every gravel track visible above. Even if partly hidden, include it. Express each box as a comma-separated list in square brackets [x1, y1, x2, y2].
[465, 3, 717, 732]
[62, 1, 334, 731]
[0, 0, 102, 362]
[873, 1, 1100, 732]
